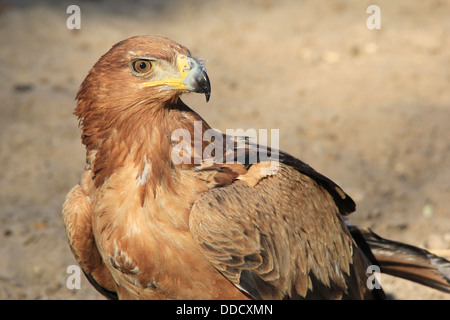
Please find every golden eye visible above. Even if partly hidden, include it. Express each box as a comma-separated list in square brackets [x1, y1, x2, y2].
[132, 59, 152, 73]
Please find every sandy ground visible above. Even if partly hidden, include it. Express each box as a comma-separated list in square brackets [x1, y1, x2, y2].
[0, 0, 449, 300]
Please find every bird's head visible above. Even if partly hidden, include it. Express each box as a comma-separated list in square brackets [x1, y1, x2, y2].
[75, 35, 211, 153]
[76, 35, 210, 116]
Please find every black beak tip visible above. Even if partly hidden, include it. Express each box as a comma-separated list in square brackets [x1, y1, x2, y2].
[188, 57, 211, 102]
[199, 71, 211, 103]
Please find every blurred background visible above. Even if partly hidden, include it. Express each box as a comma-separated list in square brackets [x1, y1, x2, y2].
[0, 0, 449, 299]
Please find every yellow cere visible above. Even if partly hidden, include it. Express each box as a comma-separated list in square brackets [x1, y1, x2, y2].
[141, 55, 190, 90]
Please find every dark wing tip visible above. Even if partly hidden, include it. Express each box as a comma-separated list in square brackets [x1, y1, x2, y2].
[83, 271, 118, 300]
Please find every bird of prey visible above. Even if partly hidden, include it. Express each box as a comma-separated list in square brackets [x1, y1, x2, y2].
[62, 35, 450, 300]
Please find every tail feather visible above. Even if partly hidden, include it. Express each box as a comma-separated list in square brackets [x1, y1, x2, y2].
[349, 226, 450, 294]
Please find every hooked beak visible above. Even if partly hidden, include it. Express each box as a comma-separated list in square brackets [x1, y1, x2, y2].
[141, 55, 211, 102]
[181, 56, 211, 102]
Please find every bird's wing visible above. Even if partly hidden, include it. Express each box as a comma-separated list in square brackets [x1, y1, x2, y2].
[189, 152, 373, 299]
[218, 134, 356, 215]
[62, 169, 118, 299]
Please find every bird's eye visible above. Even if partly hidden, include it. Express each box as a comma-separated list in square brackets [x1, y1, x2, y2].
[132, 59, 152, 74]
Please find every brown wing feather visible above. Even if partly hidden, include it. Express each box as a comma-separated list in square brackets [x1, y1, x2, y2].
[219, 134, 356, 215]
[62, 182, 117, 299]
[277, 151, 356, 215]
[190, 162, 375, 299]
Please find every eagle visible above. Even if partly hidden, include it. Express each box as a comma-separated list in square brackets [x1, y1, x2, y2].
[62, 35, 450, 299]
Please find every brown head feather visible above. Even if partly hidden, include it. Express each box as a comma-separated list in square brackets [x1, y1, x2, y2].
[74, 36, 206, 200]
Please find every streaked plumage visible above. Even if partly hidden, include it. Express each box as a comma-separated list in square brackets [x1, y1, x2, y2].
[62, 35, 450, 299]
